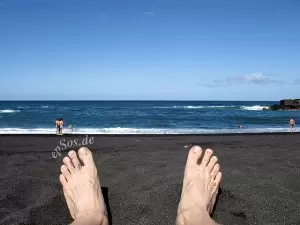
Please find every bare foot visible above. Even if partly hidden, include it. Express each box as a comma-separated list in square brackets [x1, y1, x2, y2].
[176, 146, 222, 225]
[59, 147, 108, 225]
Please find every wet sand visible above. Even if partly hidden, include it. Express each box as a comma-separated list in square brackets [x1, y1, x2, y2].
[0, 133, 299, 225]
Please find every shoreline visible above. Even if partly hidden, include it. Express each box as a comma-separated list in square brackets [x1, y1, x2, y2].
[0, 131, 298, 137]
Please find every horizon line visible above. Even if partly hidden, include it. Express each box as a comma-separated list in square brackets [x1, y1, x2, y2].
[0, 99, 280, 102]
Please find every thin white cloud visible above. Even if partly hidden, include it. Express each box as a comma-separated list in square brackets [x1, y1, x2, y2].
[201, 73, 284, 87]
[144, 11, 154, 16]
[245, 73, 269, 83]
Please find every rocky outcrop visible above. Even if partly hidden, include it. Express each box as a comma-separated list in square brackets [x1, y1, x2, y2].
[266, 99, 300, 110]
[280, 99, 300, 110]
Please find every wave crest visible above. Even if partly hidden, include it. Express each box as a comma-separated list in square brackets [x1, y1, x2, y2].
[155, 105, 236, 109]
[241, 105, 268, 111]
[0, 127, 295, 134]
[0, 109, 21, 113]
[155, 105, 269, 110]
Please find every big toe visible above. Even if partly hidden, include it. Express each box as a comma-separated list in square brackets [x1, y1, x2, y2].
[78, 147, 95, 167]
[186, 145, 203, 167]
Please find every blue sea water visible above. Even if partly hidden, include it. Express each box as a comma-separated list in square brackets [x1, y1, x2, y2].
[0, 101, 298, 134]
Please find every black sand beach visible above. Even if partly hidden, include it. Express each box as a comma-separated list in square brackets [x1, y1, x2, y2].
[0, 133, 299, 225]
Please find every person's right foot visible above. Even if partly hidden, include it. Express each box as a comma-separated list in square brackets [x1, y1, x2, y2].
[59, 147, 108, 225]
[177, 146, 222, 225]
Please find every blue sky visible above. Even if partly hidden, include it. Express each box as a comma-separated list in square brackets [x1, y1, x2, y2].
[0, 0, 299, 100]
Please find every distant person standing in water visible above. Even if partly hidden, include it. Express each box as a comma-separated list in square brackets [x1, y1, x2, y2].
[55, 118, 60, 135]
[59, 118, 64, 135]
[289, 118, 295, 133]
[68, 124, 73, 132]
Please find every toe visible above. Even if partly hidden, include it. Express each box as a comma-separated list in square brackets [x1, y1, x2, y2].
[61, 165, 71, 180]
[63, 157, 75, 173]
[200, 149, 213, 168]
[59, 174, 68, 186]
[78, 147, 95, 167]
[206, 156, 218, 173]
[68, 150, 81, 170]
[186, 146, 203, 167]
[210, 163, 220, 180]
[215, 172, 222, 185]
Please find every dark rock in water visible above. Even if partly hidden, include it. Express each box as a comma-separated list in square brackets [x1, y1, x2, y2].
[268, 99, 300, 110]
[280, 99, 300, 110]
[269, 104, 281, 110]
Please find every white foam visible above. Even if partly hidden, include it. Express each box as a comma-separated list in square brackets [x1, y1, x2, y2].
[155, 105, 271, 110]
[241, 105, 268, 111]
[0, 127, 296, 134]
[155, 105, 236, 109]
[183, 106, 204, 109]
[0, 109, 21, 113]
[206, 105, 236, 108]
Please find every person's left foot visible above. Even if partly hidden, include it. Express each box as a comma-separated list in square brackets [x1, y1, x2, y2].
[59, 147, 108, 224]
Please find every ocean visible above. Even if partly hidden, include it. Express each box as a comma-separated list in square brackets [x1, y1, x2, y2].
[0, 101, 298, 134]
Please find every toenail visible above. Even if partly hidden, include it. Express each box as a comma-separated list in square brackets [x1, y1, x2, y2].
[193, 146, 201, 154]
[206, 149, 213, 154]
[69, 150, 75, 156]
[61, 165, 67, 171]
[214, 164, 220, 170]
[63, 157, 71, 163]
[79, 147, 88, 155]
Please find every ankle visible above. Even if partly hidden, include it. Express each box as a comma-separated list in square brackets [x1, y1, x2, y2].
[177, 200, 208, 216]
[176, 209, 218, 225]
[73, 212, 108, 225]
[176, 205, 209, 225]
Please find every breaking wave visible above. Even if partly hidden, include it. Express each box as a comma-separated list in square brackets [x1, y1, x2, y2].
[241, 105, 268, 111]
[155, 105, 268, 110]
[0, 127, 295, 134]
[0, 109, 21, 113]
[155, 105, 237, 109]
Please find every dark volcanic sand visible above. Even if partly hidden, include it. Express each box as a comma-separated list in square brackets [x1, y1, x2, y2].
[0, 134, 299, 225]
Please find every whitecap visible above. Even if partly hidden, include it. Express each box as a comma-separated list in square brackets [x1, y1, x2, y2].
[241, 105, 268, 111]
[0, 127, 295, 134]
[0, 109, 21, 113]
